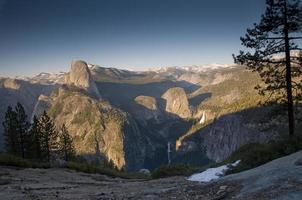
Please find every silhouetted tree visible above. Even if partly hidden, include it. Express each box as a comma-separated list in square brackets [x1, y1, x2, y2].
[39, 111, 57, 162]
[15, 103, 30, 158]
[29, 115, 42, 159]
[2, 106, 19, 155]
[234, 0, 302, 136]
[58, 124, 75, 161]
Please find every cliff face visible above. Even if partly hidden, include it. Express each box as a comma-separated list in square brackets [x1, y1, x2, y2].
[198, 114, 271, 162]
[122, 116, 148, 170]
[47, 61, 149, 170]
[133, 95, 163, 122]
[173, 67, 277, 163]
[161, 87, 191, 118]
[65, 60, 101, 99]
[47, 86, 146, 170]
[31, 95, 52, 120]
[25, 61, 148, 170]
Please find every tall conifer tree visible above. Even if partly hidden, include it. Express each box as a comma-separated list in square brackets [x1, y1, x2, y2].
[234, 0, 302, 135]
[2, 106, 18, 155]
[58, 124, 75, 161]
[39, 111, 57, 162]
[15, 103, 30, 158]
[29, 115, 42, 159]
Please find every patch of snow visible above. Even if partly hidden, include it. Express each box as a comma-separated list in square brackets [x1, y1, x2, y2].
[187, 160, 240, 183]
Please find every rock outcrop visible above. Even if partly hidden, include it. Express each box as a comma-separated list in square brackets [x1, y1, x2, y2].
[31, 95, 52, 120]
[135, 96, 158, 110]
[199, 114, 270, 162]
[47, 86, 145, 170]
[222, 151, 302, 199]
[133, 95, 162, 122]
[161, 87, 191, 118]
[65, 60, 101, 99]
[2, 78, 21, 90]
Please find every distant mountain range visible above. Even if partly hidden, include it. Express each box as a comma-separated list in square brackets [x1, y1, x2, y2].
[3, 63, 233, 83]
[0, 61, 288, 170]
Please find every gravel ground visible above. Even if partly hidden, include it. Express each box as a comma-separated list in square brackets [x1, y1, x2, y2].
[0, 151, 302, 200]
[0, 166, 242, 200]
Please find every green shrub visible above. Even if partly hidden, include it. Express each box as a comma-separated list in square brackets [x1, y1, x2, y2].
[225, 134, 302, 174]
[151, 164, 200, 179]
[0, 153, 147, 179]
[0, 153, 50, 168]
[66, 161, 148, 179]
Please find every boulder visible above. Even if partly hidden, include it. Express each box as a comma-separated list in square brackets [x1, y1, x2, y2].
[139, 168, 151, 175]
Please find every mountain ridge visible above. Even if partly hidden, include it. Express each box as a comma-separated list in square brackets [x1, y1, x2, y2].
[0, 60, 287, 170]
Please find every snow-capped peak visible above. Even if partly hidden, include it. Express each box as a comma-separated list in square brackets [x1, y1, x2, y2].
[150, 64, 232, 73]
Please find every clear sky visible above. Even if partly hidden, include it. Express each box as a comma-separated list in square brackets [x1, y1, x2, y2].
[0, 0, 266, 77]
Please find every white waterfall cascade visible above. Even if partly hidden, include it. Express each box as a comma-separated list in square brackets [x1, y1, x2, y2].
[199, 111, 206, 124]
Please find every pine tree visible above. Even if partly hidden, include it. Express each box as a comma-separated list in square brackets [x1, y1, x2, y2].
[29, 115, 42, 160]
[233, 0, 302, 136]
[15, 102, 30, 158]
[39, 111, 58, 162]
[58, 124, 75, 161]
[2, 106, 19, 155]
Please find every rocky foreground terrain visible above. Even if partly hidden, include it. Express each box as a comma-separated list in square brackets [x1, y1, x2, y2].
[1, 151, 302, 200]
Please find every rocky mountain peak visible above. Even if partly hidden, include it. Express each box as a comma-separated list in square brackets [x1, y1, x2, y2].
[2, 78, 21, 90]
[161, 87, 191, 118]
[66, 60, 91, 88]
[134, 96, 158, 110]
[65, 60, 101, 99]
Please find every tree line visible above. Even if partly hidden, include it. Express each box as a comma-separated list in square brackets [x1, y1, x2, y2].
[2, 102, 75, 162]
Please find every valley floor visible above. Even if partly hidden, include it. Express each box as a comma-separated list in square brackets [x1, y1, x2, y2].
[1, 151, 302, 200]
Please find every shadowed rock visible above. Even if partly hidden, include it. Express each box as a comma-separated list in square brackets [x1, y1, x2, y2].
[31, 94, 52, 120]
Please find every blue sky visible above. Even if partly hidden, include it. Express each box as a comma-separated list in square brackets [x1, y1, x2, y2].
[0, 0, 265, 77]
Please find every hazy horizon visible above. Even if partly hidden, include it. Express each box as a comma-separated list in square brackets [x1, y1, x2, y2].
[0, 0, 265, 77]
[1, 61, 237, 78]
